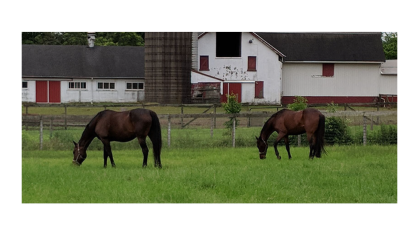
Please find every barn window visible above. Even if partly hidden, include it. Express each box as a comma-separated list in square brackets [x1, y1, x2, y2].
[248, 56, 257, 71]
[216, 32, 241, 57]
[98, 82, 115, 90]
[255, 81, 264, 98]
[69, 82, 86, 89]
[126, 82, 144, 90]
[200, 56, 209, 71]
[322, 63, 334, 77]
[22, 81, 28, 88]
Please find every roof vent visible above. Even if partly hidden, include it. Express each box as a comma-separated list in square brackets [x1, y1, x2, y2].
[87, 32, 96, 48]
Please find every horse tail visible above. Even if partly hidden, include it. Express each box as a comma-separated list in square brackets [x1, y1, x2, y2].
[148, 110, 162, 166]
[315, 113, 326, 157]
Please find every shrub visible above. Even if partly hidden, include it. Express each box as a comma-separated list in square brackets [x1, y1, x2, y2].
[222, 93, 242, 132]
[325, 116, 353, 145]
[287, 96, 308, 111]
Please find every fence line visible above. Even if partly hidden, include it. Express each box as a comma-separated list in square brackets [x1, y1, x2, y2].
[23, 111, 397, 149]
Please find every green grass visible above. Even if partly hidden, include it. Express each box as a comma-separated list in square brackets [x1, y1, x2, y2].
[22, 145, 397, 203]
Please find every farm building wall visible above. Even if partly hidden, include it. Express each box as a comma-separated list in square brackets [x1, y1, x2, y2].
[196, 32, 282, 104]
[282, 63, 382, 104]
[22, 81, 36, 102]
[62, 79, 145, 103]
[379, 60, 397, 95]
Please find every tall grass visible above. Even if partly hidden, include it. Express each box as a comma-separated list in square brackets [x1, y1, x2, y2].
[22, 145, 397, 203]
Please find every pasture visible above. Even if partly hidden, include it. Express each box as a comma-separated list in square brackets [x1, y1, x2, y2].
[22, 145, 397, 203]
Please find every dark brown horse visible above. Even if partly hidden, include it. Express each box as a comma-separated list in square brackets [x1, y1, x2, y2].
[256, 108, 325, 160]
[72, 108, 162, 168]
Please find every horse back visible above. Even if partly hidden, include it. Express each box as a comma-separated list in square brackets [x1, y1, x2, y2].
[94, 110, 137, 141]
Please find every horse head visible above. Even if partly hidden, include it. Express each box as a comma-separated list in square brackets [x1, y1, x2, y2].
[255, 136, 268, 159]
[72, 141, 87, 166]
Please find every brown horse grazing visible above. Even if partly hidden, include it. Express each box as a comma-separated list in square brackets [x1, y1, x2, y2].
[72, 108, 162, 168]
[256, 108, 325, 160]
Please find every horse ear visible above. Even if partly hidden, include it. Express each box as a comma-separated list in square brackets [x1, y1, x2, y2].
[73, 141, 77, 146]
[255, 136, 259, 141]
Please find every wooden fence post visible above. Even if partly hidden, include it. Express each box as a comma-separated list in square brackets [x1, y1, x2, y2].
[232, 117, 236, 148]
[25, 105, 28, 131]
[50, 117, 53, 139]
[180, 105, 184, 129]
[167, 115, 171, 148]
[40, 116, 43, 150]
[298, 135, 301, 147]
[213, 104, 217, 129]
[211, 117, 214, 138]
[363, 113, 367, 146]
[64, 105, 68, 130]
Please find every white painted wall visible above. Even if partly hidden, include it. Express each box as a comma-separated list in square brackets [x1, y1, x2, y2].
[62, 79, 145, 103]
[22, 81, 36, 102]
[22, 79, 145, 103]
[379, 60, 397, 95]
[282, 63, 382, 97]
[196, 32, 283, 104]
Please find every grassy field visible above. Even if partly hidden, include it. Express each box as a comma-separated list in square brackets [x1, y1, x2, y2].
[22, 145, 397, 203]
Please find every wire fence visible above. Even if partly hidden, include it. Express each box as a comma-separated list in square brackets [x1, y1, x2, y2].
[22, 110, 397, 151]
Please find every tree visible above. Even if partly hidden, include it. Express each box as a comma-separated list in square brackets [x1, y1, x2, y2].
[382, 32, 397, 59]
[22, 32, 145, 46]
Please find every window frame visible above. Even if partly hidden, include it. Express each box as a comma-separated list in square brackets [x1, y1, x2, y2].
[248, 56, 257, 71]
[68, 81, 87, 90]
[97, 82, 115, 90]
[126, 82, 144, 90]
[322, 63, 334, 77]
[199, 55, 209, 71]
[22, 81, 28, 89]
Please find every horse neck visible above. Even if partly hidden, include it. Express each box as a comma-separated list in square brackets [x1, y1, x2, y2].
[78, 124, 96, 149]
[260, 117, 276, 141]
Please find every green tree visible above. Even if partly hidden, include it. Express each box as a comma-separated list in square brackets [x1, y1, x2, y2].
[222, 93, 242, 131]
[22, 32, 145, 46]
[382, 32, 397, 59]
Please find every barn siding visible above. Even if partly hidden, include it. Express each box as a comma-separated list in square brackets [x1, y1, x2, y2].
[195, 32, 282, 104]
[282, 63, 381, 98]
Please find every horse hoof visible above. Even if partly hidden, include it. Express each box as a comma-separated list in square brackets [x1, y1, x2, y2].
[277, 156, 281, 160]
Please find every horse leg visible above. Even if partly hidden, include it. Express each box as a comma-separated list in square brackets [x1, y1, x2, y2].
[103, 140, 116, 168]
[103, 147, 108, 168]
[138, 137, 149, 168]
[284, 136, 292, 159]
[274, 132, 286, 160]
[307, 133, 315, 160]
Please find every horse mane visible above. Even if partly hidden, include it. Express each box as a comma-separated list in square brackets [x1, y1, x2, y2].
[79, 110, 107, 144]
[260, 109, 289, 136]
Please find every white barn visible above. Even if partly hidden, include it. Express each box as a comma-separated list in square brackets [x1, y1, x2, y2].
[193, 32, 391, 105]
[192, 32, 285, 104]
[22, 44, 145, 104]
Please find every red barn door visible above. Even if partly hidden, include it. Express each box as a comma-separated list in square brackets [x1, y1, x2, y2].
[49, 81, 61, 103]
[36, 81, 61, 103]
[36, 81, 48, 103]
[221, 83, 242, 103]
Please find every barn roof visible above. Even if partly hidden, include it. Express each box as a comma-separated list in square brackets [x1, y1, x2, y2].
[254, 32, 386, 62]
[22, 45, 145, 78]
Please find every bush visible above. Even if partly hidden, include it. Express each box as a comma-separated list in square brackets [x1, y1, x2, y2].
[287, 96, 308, 111]
[222, 93, 242, 132]
[369, 125, 397, 145]
[325, 117, 353, 145]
